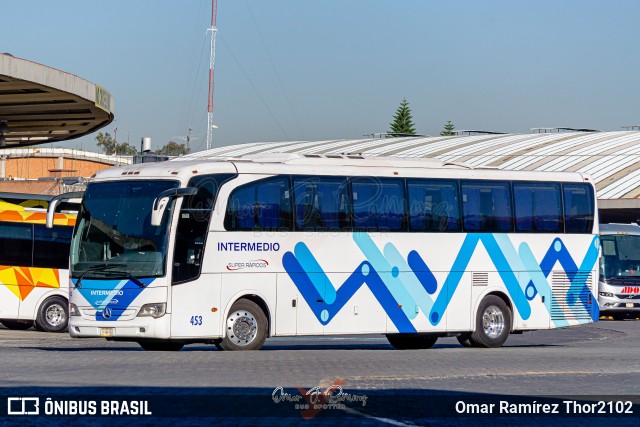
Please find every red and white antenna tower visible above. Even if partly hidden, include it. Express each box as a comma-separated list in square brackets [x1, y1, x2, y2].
[206, 0, 218, 150]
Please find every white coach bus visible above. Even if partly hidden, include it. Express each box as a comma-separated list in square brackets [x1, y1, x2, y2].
[49, 153, 600, 350]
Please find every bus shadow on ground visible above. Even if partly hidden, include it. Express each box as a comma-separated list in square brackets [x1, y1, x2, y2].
[0, 386, 637, 426]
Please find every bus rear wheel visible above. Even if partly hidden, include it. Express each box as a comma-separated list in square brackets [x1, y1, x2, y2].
[386, 333, 438, 350]
[469, 296, 511, 348]
[35, 296, 68, 333]
[217, 299, 267, 351]
[1, 320, 33, 330]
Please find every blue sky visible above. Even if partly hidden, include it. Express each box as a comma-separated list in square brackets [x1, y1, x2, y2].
[3, 0, 639, 152]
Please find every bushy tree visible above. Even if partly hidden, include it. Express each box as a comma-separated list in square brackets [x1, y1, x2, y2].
[96, 132, 116, 155]
[156, 141, 190, 156]
[440, 121, 456, 136]
[389, 98, 416, 136]
[96, 132, 137, 155]
[115, 142, 137, 155]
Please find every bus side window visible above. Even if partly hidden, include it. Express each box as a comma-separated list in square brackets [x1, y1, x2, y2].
[0, 222, 33, 267]
[462, 181, 513, 233]
[563, 183, 594, 233]
[224, 176, 292, 232]
[293, 176, 350, 231]
[173, 174, 235, 284]
[407, 179, 461, 232]
[513, 182, 562, 233]
[351, 177, 404, 232]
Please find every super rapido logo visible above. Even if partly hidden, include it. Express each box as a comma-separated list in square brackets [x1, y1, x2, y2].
[227, 259, 269, 271]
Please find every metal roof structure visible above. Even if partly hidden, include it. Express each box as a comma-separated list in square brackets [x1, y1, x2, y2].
[181, 130, 640, 201]
[0, 54, 114, 147]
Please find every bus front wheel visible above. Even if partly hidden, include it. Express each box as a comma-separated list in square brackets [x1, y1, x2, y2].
[217, 299, 268, 351]
[469, 296, 511, 348]
[35, 296, 68, 333]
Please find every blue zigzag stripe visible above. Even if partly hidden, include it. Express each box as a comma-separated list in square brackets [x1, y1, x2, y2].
[283, 233, 599, 332]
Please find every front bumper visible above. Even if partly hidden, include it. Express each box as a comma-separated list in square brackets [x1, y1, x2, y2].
[68, 315, 171, 339]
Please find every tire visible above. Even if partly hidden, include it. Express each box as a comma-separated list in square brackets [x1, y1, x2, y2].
[469, 296, 511, 348]
[456, 333, 473, 347]
[138, 341, 184, 351]
[35, 296, 68, 333]
[0, 320, 33, 330]
[217, 299, 268, 351]
[386, 333, 438, 350]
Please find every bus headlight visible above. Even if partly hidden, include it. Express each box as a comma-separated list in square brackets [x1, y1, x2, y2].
[69, 303, 80, 317]
[599, 292, 614, 298]
[137, 303, 166, 318]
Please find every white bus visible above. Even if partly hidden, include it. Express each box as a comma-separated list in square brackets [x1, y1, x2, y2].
[598, 223, 640, 320]
[50, 154, 600, 350]
[0, 194, 77, 332]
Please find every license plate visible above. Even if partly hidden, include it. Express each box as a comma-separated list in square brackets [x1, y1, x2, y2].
[99, 328, 114, 337]
[626, 303, 634, 308]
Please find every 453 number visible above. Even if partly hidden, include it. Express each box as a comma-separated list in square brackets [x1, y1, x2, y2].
[190, 315, 203, 326]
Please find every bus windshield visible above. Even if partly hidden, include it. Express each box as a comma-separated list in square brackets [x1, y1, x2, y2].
[70, 180, 179, 279]
[600, 234, 640, 282]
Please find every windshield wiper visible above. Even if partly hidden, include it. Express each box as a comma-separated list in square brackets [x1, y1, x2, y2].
[74, 263, 127, 288]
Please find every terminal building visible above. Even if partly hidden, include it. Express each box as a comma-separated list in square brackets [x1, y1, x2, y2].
[179, 129, 640, 224]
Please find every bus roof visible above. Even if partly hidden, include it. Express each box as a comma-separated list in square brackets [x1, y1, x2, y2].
[90, 153, 592, 185]
[600, 223, 640, 235]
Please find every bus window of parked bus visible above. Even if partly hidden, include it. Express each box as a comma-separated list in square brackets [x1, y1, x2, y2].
[513, 182, 562, 233]
[461, 181, 513, 232]
[0, 223, 33, 266]
[225, 177, 292, 231]
[351, 178, 404, 231]
[293, 176, 350, 231]
[563, 183, 594, 233]
[408, 179, 461, 232]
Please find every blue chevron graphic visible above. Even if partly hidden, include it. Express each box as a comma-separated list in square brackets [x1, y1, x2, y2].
[73, 277, 156, 321]
[283, 233, 600, 332]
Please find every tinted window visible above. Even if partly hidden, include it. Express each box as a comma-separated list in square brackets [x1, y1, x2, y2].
[174, 174, 235, 284]
[513, 182, 562, 233]
[408, 179, 461, 232]
[33, 224, 73, 269]
[462, 181, 512, 232]
[0, 223, 33, 267]
[293, 176, 350, 231]
[351, 178, 404, 231]
[225, 177, 292, 231]
[564, 183, 594, 233]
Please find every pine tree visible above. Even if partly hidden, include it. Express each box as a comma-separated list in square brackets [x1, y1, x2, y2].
[389, 98, 416, 136]
[440, 121, 456, 136]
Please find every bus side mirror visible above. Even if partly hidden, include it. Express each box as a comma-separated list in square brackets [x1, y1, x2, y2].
[151, 187, 198, 226]
[46, 191, 84, 228]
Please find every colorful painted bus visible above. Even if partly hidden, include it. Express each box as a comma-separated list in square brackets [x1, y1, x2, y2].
[0, 193, 76, 332]
[50, 154, 599, 350]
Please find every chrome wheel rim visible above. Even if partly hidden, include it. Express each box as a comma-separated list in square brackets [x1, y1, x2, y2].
[46, 303, 65, 327]
[226, 310, 258, 346]
[482, 305, 504, 338]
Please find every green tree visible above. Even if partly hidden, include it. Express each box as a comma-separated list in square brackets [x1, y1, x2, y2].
[156, 140, 190, 156]
[96, 132, 116, 155]
[115, 142, 137, 155]
[388, 98, 416, 136]
[440, 120, 456, 136]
